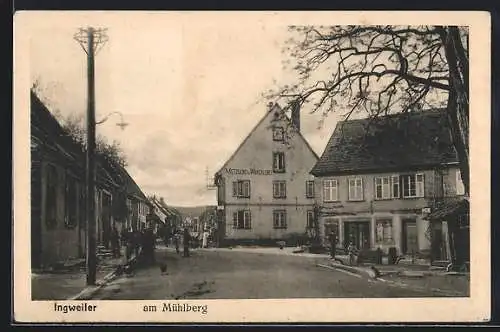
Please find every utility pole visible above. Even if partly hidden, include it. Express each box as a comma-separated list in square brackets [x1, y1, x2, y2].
[74, 26, 108, 286]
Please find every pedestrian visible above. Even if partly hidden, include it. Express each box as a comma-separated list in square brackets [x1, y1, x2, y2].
[120, 226, 128, 247]
[141, 227, 155, 265]
[133, 229, 142, 258]
[329, 230, 337, 259]
[125, 227, 133, 262]
[111, 225, 121, 258]
[348, 239, 356, 266]
[202, 229, 209, 248]
[183, 228, 191, 257]
[174, 231, 180, 254]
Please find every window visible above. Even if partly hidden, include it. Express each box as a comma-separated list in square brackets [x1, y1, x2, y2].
[233, 210, 251, 229]
[375, 176, 391, 200]
[401, 173, 425, 198]
[306, 210, 315, 229]
[375, 175, 400, 199]
[273, 210, 287, 229]
[456, 170, 465, 195]
[273, 126, 284, 141]
[273, 181, 287, 198]
[348, 178, 364, 201]
[391, 175, 400, 198]
[64, 174, 78, 229]
[272, 152, 286, 173]
[45, 164, 58, 229]
[323, 179, 338, 202]
[232, 180, 251, 198]
[306, 181, 315, 198]
[375, 220, 394, 244]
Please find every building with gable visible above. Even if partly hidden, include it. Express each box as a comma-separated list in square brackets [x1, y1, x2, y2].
[214, 103, 319, 246]
[310, 108, 467, 262]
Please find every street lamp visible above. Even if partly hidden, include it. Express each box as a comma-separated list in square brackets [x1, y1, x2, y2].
[96, 111, 129, 130]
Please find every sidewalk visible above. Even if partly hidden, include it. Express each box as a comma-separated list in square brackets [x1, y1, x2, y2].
[32, 249, 133, 301]
[319, 257, 470, 297]
[202, 246, 330, 259]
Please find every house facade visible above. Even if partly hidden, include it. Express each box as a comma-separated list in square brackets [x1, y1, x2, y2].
[311, 109, 466, 258]
[31, 91, 120, 268]
[214, 103, 319, 246]
[31, 91, 151, 268]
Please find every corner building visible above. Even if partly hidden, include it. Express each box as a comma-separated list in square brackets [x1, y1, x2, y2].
[214, 103, 319, 246]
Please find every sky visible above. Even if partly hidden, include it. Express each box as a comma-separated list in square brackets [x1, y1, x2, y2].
[29, 12, 343, 207]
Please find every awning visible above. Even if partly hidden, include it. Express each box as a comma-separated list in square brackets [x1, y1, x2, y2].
[427, 197, 469, 221]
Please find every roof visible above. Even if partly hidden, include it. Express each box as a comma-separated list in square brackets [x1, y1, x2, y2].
[427, 197, 469, 221]
[216, 103, 319, 175]
[310, 108, 459, 176]
[31, 90, 119, 188]
[118, 166, 149, 202]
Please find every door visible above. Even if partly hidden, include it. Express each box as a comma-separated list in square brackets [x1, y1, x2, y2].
[344, 221, 371, 250]
[402, 219, 418, 255]
[431, 222, 446, 262]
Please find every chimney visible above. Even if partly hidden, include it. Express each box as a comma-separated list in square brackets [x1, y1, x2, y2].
[291, 100, 300, 132]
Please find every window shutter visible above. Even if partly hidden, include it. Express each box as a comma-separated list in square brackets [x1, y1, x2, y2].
[232, 182, 237, 197]
[456, 170, 465, 195]
[272, 153, 277, 170]
[359, 178, 364, 200]
[416, 173, 425, 197]
[392, 175, 400, 198]
[281, 153, 286, 171]
[233, 212, 238, 228]
[246, 211, 251, 229]
[247, 181, 251, 198]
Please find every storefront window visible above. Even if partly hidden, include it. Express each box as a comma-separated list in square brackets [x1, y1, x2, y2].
[376, 219, 394, 244]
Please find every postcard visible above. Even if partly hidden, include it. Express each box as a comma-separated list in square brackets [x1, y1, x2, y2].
[13, 10, 491, 323]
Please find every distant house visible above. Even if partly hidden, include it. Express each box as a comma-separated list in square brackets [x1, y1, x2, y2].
[310, 109, 467, 261]
[214, 102, 319, 246]
[30, 91, 120, 268]
[116, 167, 151, 232]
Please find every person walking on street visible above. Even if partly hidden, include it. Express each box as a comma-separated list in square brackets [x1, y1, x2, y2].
[202, 229, 209, 248]
[133, 229, 142, 258]
[183, 228, 191, 257]
[125, 227, 133, 262]
[111, 225, 121, 258]
[174, 231, 180, 254]
[348, 239, 356, 266]
[329, 230, 338, 259]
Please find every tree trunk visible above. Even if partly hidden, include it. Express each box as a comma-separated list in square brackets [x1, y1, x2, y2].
[438, 26, 470, 196]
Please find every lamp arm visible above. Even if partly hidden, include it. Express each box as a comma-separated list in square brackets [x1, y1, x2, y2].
[96, 111, 125, 125]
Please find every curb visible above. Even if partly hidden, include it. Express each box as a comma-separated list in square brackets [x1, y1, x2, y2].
[67, 255, 138, 301]
[329, 262, 378, 279]
[317, 262, 377, 279]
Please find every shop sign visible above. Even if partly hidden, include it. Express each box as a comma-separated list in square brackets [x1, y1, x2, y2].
[223, 168, 273, 175]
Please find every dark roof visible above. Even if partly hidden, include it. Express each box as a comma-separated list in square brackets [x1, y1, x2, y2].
[310, 109, 459, 176]
[31, 91, 119, 188]
[117, 165, 149, 202]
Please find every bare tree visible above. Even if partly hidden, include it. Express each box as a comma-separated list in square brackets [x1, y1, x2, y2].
[269, 25, 469, 194]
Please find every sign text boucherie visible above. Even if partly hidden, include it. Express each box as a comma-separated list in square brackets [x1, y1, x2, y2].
[224, 168, 273, 175]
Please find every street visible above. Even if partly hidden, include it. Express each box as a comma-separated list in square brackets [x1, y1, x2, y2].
[92, 247, 460, 300]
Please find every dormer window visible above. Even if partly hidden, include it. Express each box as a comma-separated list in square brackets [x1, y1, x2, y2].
[273, 126, 284, 141]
